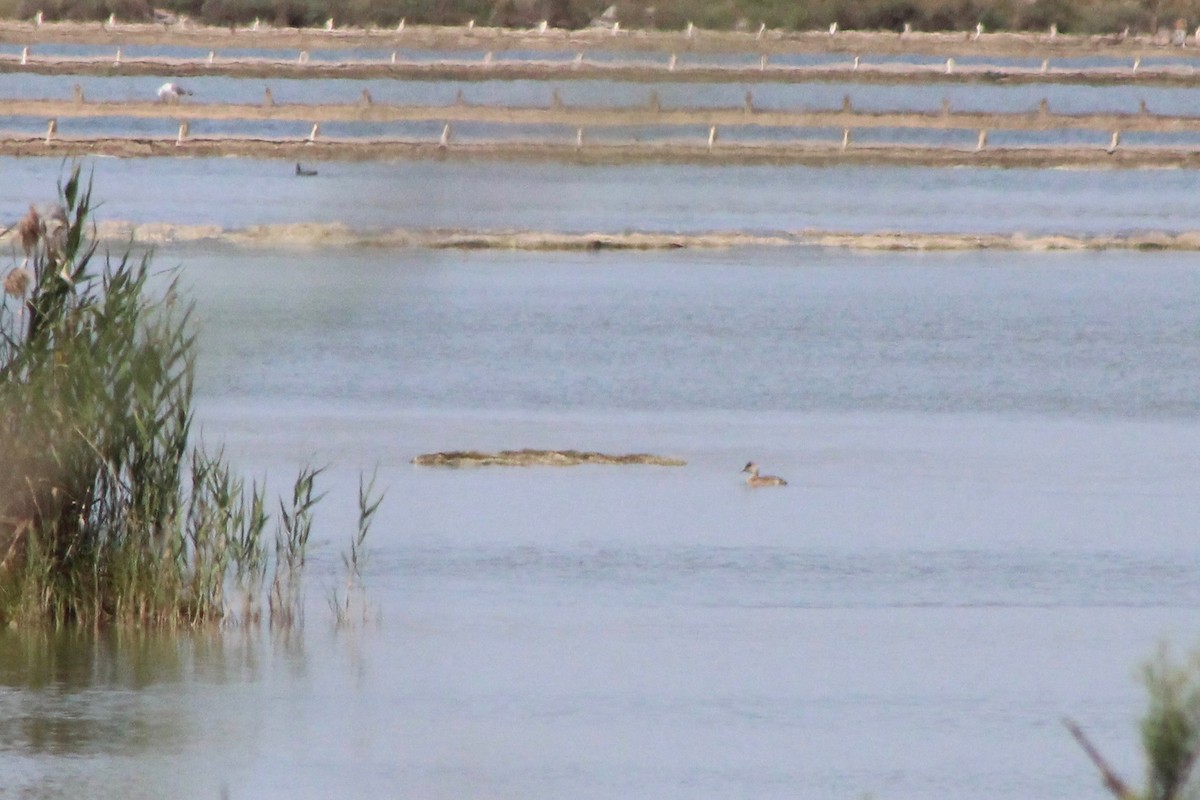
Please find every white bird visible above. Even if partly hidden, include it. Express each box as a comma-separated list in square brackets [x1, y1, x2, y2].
[156, 82, 192, 103]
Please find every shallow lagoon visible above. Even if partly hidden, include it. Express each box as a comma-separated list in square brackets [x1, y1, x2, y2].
[2, 161, 1200, 798]
[4, 157, 1200, 236]
[8, 244, 1196, 799]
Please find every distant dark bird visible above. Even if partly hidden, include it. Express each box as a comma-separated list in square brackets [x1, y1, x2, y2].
[295, 162, 318, 176]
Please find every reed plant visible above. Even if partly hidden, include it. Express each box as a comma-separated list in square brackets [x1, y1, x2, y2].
[0, 167, 375, 629]
[330, 469, 382, 628]
[1066, 644, 1200, 800]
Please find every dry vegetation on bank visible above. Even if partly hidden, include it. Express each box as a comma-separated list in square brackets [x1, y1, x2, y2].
[4, 0, 1200, 38]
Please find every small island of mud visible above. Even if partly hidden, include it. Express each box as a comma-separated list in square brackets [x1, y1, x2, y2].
[412, 449, 686, 467]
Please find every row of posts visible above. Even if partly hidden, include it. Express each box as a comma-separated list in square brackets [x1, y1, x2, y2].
[34, 116, 1128, 154]
[7, 45, 1169, 75]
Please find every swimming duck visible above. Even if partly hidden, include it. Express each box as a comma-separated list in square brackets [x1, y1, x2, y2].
[742, 462, 787, 487]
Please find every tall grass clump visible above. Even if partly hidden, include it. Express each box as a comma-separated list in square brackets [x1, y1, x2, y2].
[0, 167, 368, 628]
[1066, 644, 1200, 800]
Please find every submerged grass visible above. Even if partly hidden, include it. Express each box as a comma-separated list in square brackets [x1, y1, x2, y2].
[0, 166, 378, 629]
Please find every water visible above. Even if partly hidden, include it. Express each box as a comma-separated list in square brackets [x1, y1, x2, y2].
[2, 56, 1200, 794]
[5, 242, 1187, 799]
[4, 156, 1200, 236]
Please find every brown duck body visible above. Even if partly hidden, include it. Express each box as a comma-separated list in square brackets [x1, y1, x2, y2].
[742, 462, 787, 487]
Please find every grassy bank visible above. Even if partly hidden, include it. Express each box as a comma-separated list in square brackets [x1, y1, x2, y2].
[8, 0, 1200, 36]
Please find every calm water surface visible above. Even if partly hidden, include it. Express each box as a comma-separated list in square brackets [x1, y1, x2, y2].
[4, 243, 1195, 799]
[2, 150, 1200, 800]
[3, 156, 1200, 236]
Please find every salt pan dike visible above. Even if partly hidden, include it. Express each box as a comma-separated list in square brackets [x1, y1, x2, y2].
[14, 221, 1200, 252]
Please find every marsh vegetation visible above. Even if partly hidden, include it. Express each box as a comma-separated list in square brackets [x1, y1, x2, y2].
[0, 167, 374, 628]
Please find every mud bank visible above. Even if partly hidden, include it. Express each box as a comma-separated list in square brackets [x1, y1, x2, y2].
[2, 55, 1194, 87]
[9, 221, 1200, 252]
[412, 449, 687, 467]
[4, 136, 1197, 168]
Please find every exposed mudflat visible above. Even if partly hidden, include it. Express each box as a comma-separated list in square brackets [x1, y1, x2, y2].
[5, 136, 1198, 167]
[412, 449, 687, 467]
[6, 221, 1198, 252]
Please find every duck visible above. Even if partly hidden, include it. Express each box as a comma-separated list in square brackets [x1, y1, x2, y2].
[742, 461, 787, 487]
[295, 162, 318, 177]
